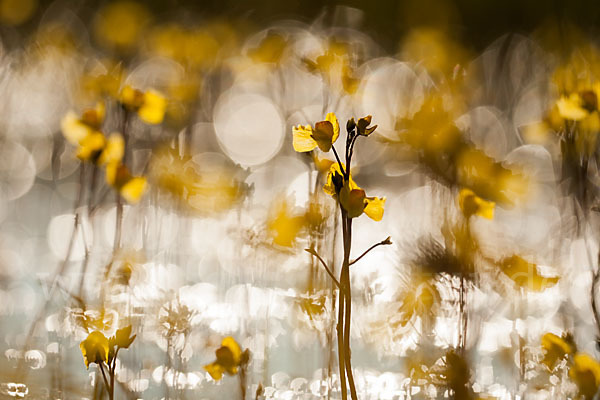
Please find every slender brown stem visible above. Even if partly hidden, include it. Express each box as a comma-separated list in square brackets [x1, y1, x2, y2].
[98, 363, 112, 400]
[349, 236, 392, 266]
[337, 281, 347, 400]
[305, 247, 341, 289]
[342, 216, 358, 400]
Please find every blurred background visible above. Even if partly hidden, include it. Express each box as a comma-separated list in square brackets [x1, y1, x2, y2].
[2, 0, 600, 399]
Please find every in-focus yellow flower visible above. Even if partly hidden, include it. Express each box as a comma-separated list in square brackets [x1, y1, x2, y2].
[499, 255, 559, 292]
[458, 188, 495, 220]
[323, 163, 385, 221]
[120, 86, 167, 125]
[80, 331, 109, 369]
[541, 332, 575, 370]
[204, 337, 243, 380]
[569, 353, 600, 399]
[292, 113, 340, 152]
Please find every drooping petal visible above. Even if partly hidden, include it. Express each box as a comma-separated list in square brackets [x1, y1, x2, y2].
[364, 196, 386, 221]
[112, 325, 136, 349]
[292, 125, 318, 152]
[339, 185, 366, 218]
[312, 121, 335, 152]
[221, 336, 242, 365]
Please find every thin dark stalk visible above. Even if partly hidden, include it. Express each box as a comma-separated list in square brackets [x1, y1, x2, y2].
[349, 236, 392, 266]
[331, 145, 346, 176]
[98, 363, 112, 400]
[305, 248, 341, 289]
[342, 215, 358, 400]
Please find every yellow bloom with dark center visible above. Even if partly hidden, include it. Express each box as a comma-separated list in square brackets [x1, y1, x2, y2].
[105, 163, 147, 204]
[204, 336, 243, 380]
[293, 113, 340, 152]
[323, 163, 385, 221]
[458, 188, 495, 220]
[557, 93, 589, 121]
[120, 86, 167, 125]
[569, 353, 600, 399]
[80, 331, 109, 369]
[61, 103, 105, 146]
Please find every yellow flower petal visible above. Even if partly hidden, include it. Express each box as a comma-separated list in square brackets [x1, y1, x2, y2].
[204, 362, 225, 380]
[77, 131, 106, 161]
[339, 185, 366, 218]
[323, 162, 345, 196]
[138, 89, 167, 124]
[221, 336, 242, 365]
[97, 133, 124, 166]
[458, 188, 495, 219]
[61, 111, 91, 145]
[500, 255, 559, 291]
[570, 353, 600, 399]
[557, 93, 588, 121]
[325, 112, 340, 143]
[292, 125, 318, 152]
[364, 196, 385, 221]
[120, 176, 147, 204]
[312, 120, 336, 152]
[80, 331, 109, 369]
[111, 325, 136, 349]
[119, 85, 144, 108]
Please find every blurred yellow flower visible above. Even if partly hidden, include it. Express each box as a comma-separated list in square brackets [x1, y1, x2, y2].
[61, 103, 105, 146]
[458, 188, 495, 220]
[499, 255, 559, 292]
[293, 113, 340, 152]
[120, 86, 167, 125]
[105, 163, 147, 204]
[204, 337, 243, 380]
[541, 332, 575, 370]
[80, 331, 109, 369]
[569, 353, 600, 399]
[94, 1, 150, 52]
[0, 0, 37, 26]
[97, 133, 125, 166]
[109, 325, 136, 349]
[248, 32, 288, 65]
[267, 198, 306, 248]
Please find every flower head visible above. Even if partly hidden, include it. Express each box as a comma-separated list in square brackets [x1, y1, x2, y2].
[204, 337, 249, 381]
[80, 331, 109, 369]
[458, 188, 495, 220]
[293, 113, 340, 152]
[323, 163, 385, 221]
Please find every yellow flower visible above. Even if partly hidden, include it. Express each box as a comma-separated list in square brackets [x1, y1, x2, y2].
[93, 1, 150, 52]
[541, 332, 575, 370]
[97, 133, 125, 166]
[557, 93, 588, 121]
[119, 86, 167, 125]
[204, 337, 243, 380]
[292, 113, 340, 152]
[569, 353, 600, 399]
[109, 325, 136, 349]
[458, 188, 495, 220]
[267, 198, 306, 248]
[61, 103, 105, 146]
[323, 163, 385, 221]
[76, 131, 106, 162]
[105, 163, 147, 204]
[80, 331, 109, 369]
[499, 255, 559, 292]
